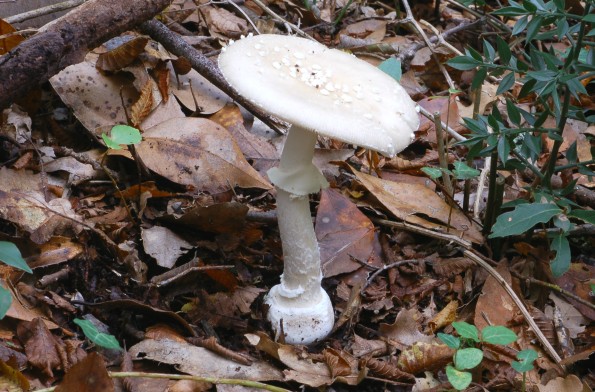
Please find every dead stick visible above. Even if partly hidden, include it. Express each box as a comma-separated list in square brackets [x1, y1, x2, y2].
[140, 20, 287, 135]
[0, 0, 172, 109]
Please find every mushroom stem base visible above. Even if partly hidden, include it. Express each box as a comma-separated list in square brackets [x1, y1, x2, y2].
[266, 286, 334, 345]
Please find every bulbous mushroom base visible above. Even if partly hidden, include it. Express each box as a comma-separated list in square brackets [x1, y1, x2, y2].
[265, 285, 334, 345]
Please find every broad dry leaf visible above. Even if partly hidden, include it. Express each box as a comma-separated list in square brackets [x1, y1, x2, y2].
[0, 20, 24, 55]
[351, 168, 484, 243]
[136, 117, 271, 193]
[55, 353, 113, 392]
[473, 261, 518, 331]
[379, 308, 434, 348]
[131, 80, 154, 128]
[209, 104, 278, 175]
[537, 375, 590, 392]
[545, 294, 587, 339]
[427, 300, 458, 334]
[204, 7, 249, 38]
[17, 318, 62, 378]
[458, 81, 499, 119]
[141, 226, 193, 268]
[397, 341, 455, 374]
[160, 201, 249, 234]
[278, 346, 333, 387]
[26, 236, 84, 269]
[350, 334, 387, 358]
[96, 36, 148, 72]
[129, 339, 283, 381]
[315, 188, 382, 277]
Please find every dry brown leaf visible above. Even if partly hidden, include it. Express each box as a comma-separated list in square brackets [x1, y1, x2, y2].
[204, 7, 249, 39]
[278, 345, 333, 387]
[96, 36, 148, 72]
[0, 20, 24, 55]
[351, 168, 484, 243]
[171, 56, 192, 75]
[397, 341, 455, 374]
[17, 318, 62, 378]
[379, 308, 434, 348]
[474, 261, 518, 331]
[209, 104, 278, 175]
[365, 357, 415, 382]
[350, 334, 387, 358]
[0, 359, 30, 391]
[432, 256, 475, 277]
[134, 117, 271, 193]
[537, 375, 590, 392]
[427, 300, 458, 334]
[141, 226, 193, 268]
[131, 80, 154, 128]
[55, 352, 113, 392]
[129, 339, 283, 381]
[316, 188, 382, 277]
[153, 60, 171, 103]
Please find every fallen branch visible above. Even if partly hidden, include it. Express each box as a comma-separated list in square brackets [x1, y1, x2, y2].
[140, 19, 287, 135]
[0, 0, 172, 109]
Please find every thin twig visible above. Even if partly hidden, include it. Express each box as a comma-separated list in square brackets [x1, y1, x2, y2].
[398, 0, 456, 89]
[4, 0, 88, 24]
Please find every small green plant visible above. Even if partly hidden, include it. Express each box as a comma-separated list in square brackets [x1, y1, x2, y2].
[74, 318, 122, 350]
[438, 321, 521, 390]
[0, 241, 33, 319]
[446, 0, 595, 277]
[512, 349, 539, 392]
[101, 124, 142, 150]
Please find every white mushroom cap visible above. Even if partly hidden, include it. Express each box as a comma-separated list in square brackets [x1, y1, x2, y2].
[218, 34, 419, 157]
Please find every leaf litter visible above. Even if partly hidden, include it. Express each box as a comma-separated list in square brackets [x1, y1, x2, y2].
[0, 0, 593, 390]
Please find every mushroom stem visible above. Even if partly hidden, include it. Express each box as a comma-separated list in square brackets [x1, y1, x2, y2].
[265, 125, 334, 344]
[274, 188, 322, 302]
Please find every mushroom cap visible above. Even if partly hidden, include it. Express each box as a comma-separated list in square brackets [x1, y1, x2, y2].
[218, 34, 419, 157]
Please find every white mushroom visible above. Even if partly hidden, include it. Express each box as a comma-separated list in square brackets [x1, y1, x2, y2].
[218, 34, 419, 344]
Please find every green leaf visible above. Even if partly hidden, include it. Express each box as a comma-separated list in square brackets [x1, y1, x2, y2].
[421, 167, 443, 180]
[446, 365, 473, 390]
[482, 326, 517, 345]
[378, 57, 402, 81]
[583, 14, 595, 23]
[438, 333, 461, 349]
[496, 36, 512, 66]
[568, 209, 595, 225]
[102, 125, 142, 150]
[452, 321, 480, 342]
[492, 6, 528, 16]
[73, 318, 122, 350]
[452, 161, 480, 180]
[447, 56, 483, 71]
[0, 285, 12, 320]
[497, 73, 516, 95]
[489, 203, 562, 238]
[455, 348, 484, 370]
[512, 349, 538, 373]
[550, 233, 570, 277]
[506, 99, 521, 126]
[0, 242, 32, 273]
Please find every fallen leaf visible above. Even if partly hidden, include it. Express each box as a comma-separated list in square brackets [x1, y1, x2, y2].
[141, 226, 193, 268]
[55, 352, 113, 392]
[135, 117, 272, 193]
[316, 188, 382, 277]
[351, 168, 484, 243]
[473, 261, 518, 331]
[17, 318, 62, 378]
[397, 341, 455, 374]
[169, 63, 229, 114]
[379, 308, 434, 348]
[96, 36, 148, 72]
[545, 294, 587, 339]
[129, 339, 283, 381]
[536, 374, 589, 392]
